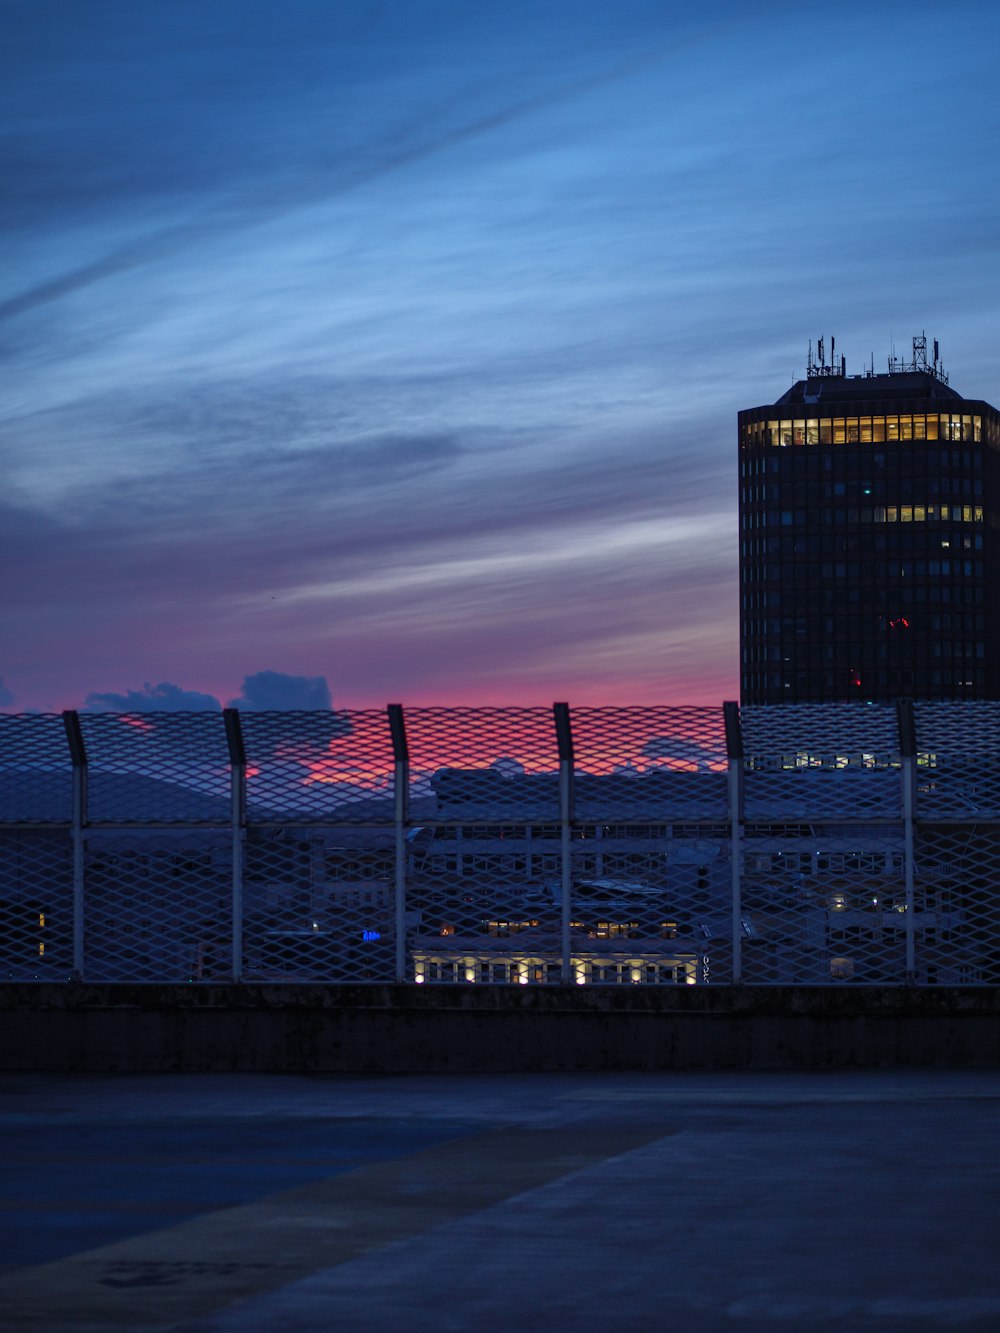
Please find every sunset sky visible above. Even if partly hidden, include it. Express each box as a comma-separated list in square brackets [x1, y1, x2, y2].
[5, 0, 1000, 712]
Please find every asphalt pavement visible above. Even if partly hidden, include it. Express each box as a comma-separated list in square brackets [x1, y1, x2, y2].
[2, 1070, 999, 1331]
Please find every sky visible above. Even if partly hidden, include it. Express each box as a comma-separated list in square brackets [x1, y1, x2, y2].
[4, 0, 1000, 713]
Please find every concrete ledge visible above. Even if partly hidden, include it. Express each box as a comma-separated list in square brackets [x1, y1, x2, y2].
[3, 984, 1000, 1071]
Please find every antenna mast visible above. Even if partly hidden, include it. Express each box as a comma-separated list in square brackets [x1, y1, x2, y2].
[807, 334, 845, 378]
[888, 330, 948, 384]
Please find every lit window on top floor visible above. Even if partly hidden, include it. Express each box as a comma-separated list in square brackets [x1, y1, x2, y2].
[761, 414, 990, 447]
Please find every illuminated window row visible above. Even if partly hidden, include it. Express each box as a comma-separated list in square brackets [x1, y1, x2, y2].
[743, 504, 983, 529]
[868, 504, 982, 524]
[741, 414, 984, 446]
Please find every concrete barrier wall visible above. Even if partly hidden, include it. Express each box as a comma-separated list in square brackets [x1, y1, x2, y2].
[4, 985, 1000, 1071]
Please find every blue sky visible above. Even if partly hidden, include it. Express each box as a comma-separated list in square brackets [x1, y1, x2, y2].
[4, 0, 1000, 710]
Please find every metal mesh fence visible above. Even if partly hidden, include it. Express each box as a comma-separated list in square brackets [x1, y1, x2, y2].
[742, 703, 902, 821]
[912, 824, 1000, 984]
[741, 823, 908, 983]
[405, 707, 560, 819]
[2, 703, 1000, 984]
[0, 714, 73, 823]
[740, 704, 906, 982]
[242, 827, 396, 982]
[913, 702, 1000, 820]
[0, 830, 74, 980]
[80, 712, 232, 824]
[242, 710, 394, 823]
[82, 831, 232, 982]
[568, 709, 728, 984]
[741, 702, 901, 759]
[404, 708, 560, 982]
[906, 704, 1000, 982]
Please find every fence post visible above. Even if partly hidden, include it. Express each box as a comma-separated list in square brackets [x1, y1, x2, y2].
[554, 702, 575, 984]
[723, 701, 744, 985]
[223, 709, 246, 983]
[63, 711, 87, 980]
[896, 698, 917, 983]
[388, 705, 410, 984]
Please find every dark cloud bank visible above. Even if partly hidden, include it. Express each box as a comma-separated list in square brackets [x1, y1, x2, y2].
[81, 670, 333, 713]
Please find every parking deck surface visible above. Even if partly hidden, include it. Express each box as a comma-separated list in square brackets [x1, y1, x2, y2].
[2, 1071, 999, 1331]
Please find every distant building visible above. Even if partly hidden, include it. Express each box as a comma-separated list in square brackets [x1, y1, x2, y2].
[739, 335, 1000, 703]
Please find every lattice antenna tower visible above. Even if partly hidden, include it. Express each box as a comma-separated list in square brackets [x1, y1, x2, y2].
[888, 330, 948, 384]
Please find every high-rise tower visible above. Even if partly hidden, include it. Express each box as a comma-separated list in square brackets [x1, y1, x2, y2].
[739, 336, 1000, 704]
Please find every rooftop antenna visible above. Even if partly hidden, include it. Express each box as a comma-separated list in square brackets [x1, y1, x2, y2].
[931, 336, 948, 384]
[807, 334, 842, 377]
[888, 330, 948, 384]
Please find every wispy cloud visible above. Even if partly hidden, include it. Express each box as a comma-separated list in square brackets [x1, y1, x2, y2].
[4, 0, 999, 709]
[0, 4, 727, 324]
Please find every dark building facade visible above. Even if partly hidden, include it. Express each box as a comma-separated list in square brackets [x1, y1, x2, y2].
[739, 337, 1000, 704]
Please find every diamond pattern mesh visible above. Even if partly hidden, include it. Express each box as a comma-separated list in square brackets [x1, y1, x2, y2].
[242, 711, 393, 823]
[744, 766, 903, 822]
[743, 704, 902, 821]
[406, 709, 559, 982]
[408, 816, 560, 984]
[571, 707, 727, 820]
[0, 715, 73, 822]
[914, 702, 1000, 819]
[406, 708, 559, 821]
[741, 824, 908, 983]
[913, 824, 1000, 984]
[563, 708, 727, 985]
[569, 831, 714, 985]
[0, 705, 999, 985]
[242, 827, 396, 982]
[82, 832, 232, 982]
[908, 704, 1000, 981]
[739, 706, 906, 982]
[80, 713, 231, 824]
[741, 703, 900, 758]
[0, 830, 74, 980]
